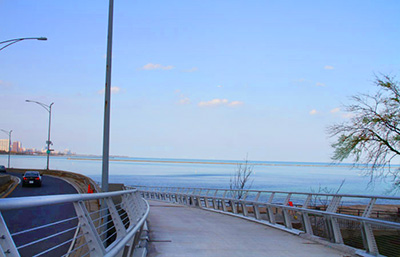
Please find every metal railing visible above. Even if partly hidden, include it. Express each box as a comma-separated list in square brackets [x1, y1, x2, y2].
[130, 185, 400, 257]
[0, 189, 149, 257]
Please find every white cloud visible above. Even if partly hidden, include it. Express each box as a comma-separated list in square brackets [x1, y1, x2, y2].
[182, 67, 198, 72]
[330, 107, 340, 113]
[175, 90, 190, 105]
[310, 109, 318, 115]
[198, 98, 243, 107]
[324, 65, 334, 70]
[141, 63, 174, 70]
[228, 101, 244, 107]
[316, 82, 326, 87]
[199, 99, 228, 107]
[111, 87, 121, 94]
[178, 97, 190, 105]
[98, 86, 121, 95]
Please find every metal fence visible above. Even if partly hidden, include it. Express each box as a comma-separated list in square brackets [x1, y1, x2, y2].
[130, 186, 400, 257]
[0, 189, 149, 257]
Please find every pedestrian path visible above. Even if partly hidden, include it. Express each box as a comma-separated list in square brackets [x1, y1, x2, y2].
[146, 200, 351, 257]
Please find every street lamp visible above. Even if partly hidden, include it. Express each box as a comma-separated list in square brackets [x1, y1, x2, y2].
[0, 129, 12, 168]
[0, 37, 47, 52]
[101, 0, 114, 192]
[25, 100, 54, 170]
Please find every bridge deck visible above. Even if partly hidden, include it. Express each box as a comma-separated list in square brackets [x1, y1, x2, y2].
[147, 200, 350, 257]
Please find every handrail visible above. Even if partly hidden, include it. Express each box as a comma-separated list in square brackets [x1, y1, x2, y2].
[0, 190, 137, 211]
[132, 185, 400, 257]
[131, 185, 400, 200]
[0, 189, 149, 257]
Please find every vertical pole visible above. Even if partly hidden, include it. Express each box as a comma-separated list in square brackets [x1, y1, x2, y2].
[7, 131, 12, 168]
[102, 0, 114, 193]
[46, 103, 53, 170]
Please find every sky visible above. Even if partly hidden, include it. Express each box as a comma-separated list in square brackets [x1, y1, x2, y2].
[1, 0, 400, 162]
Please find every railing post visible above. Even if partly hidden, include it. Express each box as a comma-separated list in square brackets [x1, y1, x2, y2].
[266, 193, 276, 224]
[166, 188, 171, 202]
[325, 196, 343, 244]
[212, 190, 218, 209]
[361, 198, 379, 255]
[73, 201, 106, 256]
[253, 203, 261, 220]
[121, 193, 139, 227]
[195, 189, 202, 207]
[204, 189, 210, 208]
[177, 188, 182, 204]
[243, 191, 249, 201]
[253, 192, 262, 220]
[241, 200, 248, 217]
[105, 197, 127, 240]
[220, 191, 227, 212]
[0, 213, 19, 257]
[230, 199, 238, 214]
[132, 193, 144, 220]
[185, 189, 191, 205]
[282, 194, 293, 229]
[301, 194, 313, 235]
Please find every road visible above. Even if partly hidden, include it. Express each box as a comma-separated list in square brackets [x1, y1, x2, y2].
[2, 172, 78, 257]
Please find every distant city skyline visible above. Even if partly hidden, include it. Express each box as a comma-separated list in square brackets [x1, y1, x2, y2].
[1, 1, 400, 162]
[0, 139, 73, 155]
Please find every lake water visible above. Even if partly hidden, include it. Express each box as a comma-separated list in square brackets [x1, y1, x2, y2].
[1, 154, 399, 196]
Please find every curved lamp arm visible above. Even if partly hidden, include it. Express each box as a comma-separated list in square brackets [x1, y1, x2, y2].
[0, 37, 47, 51]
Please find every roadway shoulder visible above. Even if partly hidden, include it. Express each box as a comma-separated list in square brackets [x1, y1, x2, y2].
[0, 174, 20, 198]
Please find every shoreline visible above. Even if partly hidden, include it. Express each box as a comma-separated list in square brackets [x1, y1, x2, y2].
[67, 157, 358, 168]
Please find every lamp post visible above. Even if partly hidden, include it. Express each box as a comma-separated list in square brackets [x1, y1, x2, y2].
[101, 0, 114, 193]
[0, 129, 12, 168]
[0, 37, 47, 52]
[26, 100, 54, 170]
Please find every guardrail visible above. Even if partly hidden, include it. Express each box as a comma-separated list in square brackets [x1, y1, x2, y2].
[130, 185, 400, 257]
[0, 189, 149, 257]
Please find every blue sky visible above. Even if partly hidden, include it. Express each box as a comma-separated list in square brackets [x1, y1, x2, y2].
[1, 0, 399, 162]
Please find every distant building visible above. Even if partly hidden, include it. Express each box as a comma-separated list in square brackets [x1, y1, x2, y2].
[24, 148, 36, 154]
[0, 139, 9, 152]
[12, 141, 22, 153]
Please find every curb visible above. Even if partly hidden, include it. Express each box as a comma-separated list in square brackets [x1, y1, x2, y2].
[1, 176, 20, 198]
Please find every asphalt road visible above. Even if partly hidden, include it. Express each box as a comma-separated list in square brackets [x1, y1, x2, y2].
[2, 172, 79, 257]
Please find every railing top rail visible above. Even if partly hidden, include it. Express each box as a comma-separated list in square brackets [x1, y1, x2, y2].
[0, 189, 137, 211]
[130, 185, 400, 200]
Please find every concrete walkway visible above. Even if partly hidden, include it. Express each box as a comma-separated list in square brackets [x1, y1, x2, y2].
[147, 200, 351, 257]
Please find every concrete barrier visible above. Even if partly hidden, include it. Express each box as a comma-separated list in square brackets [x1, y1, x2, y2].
[0, 174, 20, 198]
[0, 174, 11, 186]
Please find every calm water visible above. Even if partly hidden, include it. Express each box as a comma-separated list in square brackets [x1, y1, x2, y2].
[1, 154, 398, 196]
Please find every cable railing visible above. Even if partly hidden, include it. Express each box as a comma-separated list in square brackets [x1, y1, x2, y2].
[0, 189, 149, 257]
[130, 185, 400, 257]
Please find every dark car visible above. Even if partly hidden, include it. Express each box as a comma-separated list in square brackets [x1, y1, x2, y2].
[0, 165, 6, 173]
[22, 171, 42, 187]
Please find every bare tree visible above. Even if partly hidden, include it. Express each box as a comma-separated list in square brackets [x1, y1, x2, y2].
[328, 75, 400, 187]
[230, 155, 254, 199]
[310, 179, 346, 209]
